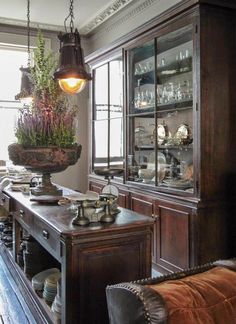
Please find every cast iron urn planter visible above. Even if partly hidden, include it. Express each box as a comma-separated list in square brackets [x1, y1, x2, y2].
[8, 143, 82, 196]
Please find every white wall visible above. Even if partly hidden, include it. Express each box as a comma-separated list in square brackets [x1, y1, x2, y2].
[52, 85, 89, 193]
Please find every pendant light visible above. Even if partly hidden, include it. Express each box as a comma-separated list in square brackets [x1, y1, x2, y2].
[54, 0, 92, 95]
[15, 0, 33, 105]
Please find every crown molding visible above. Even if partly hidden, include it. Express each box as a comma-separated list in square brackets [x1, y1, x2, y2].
[88, 0, 160, 39]
[80, 0, 134, 35]
[102, 0, 157, 34]
[0, 16, 62, 32]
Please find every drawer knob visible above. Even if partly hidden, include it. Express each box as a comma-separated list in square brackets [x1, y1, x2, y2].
[42, 230, 49, 240]
[151, 214, 159, 221]
[19, 209, 25, 217]
[2, 197, 5, 202]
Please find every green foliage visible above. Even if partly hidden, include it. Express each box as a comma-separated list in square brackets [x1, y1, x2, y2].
[15, 31, 77, 148]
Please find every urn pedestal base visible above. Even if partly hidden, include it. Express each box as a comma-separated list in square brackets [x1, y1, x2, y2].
[31, 173, 62, 196]
[8, 143, 82, 196]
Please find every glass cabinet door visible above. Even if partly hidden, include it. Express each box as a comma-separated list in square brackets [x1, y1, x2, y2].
[109, 60, 123, 169]
[92, 56, 123, 175]
[93, 64, 109, 169]
[126, 25, 194, 193]
[156, 25, 193, 192]
[127, 40, 155, 184]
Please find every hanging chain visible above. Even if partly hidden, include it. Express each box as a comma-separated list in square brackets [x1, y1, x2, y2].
[27, 0, 31, 67]
[64, 0, 75, 33]
[69, 0, 74, 32]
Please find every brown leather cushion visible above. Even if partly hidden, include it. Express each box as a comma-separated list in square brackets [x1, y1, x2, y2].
[147, 266, 236, 323]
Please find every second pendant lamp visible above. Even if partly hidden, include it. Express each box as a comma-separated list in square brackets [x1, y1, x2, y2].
[15, 0, 33, 105]
[54, 0, 92, 95]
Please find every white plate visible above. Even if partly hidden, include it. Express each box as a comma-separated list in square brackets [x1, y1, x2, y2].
[162, 179, 192, 189]
[157, 125, 168, 145]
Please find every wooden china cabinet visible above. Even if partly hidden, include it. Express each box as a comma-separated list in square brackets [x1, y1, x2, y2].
[87, 0, 236, 274]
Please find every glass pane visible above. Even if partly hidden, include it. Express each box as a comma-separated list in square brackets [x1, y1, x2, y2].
[109, 59, 123, 119]
[93, 120, 108, 168]
[128, 40, 155, 114]
[94, 64, 108, 120]
[0, 107, 19, 160]
[0, 48, 28, 101]
[109, 118, 123, 170]
[156, 25, 193, 192]
[127, 114, 155, 184]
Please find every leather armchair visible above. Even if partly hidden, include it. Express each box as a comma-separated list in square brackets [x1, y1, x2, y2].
[106, 259, 236, 324]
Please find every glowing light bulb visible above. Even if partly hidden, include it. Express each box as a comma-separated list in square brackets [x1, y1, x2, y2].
[59, 78, 87, 94]
[20, 96, 33, 106]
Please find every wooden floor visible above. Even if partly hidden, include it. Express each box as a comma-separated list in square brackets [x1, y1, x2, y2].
[0, 254, 36, 324]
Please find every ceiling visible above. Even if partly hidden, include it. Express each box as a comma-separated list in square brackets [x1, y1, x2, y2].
[0, 0, 134, 35]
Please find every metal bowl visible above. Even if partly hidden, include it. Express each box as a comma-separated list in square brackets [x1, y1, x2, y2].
[94, 168, 123, 177]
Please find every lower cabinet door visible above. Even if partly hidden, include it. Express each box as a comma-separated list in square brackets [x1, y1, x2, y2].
[89, 181, 103, 194]
[117, 189, 130, 209]
[130, 193, 156, 262]
[154, 199, 192, 273]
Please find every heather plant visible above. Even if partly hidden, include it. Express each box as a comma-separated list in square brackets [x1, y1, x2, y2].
[15, 31, 77, 148]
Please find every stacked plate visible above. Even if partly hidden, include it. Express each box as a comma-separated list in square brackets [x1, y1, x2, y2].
[43, 272, 61, 305]
[32, 268, 60, 293]
[0, 219, 13, 249]
[51, 278, 62, 321]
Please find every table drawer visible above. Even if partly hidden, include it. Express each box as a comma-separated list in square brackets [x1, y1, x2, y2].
[33, 218, 61, 261]
[14, 204, 32, 231]
[0, 192, 11, 212]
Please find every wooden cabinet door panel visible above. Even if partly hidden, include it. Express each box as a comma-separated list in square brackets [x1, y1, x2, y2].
[130, 193, 156, 261]
[89, 181, 103, 194]
[74, 234, 151, 324]
[117, 189, 129, 208]
[155, 200, 191, 272]
[130, 193, 153, 216]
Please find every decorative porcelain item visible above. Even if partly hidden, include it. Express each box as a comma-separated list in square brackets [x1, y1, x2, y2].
[138, 169, 155, 183]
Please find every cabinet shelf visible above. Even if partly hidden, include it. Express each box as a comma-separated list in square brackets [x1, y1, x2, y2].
[158, 144, 193, 150]
[135, 144, 155, 150]
[157, 99, 193, 111]
[157, 57, 192, 79]
[133, 58, 192, 83]
[130, 99, 192, 115]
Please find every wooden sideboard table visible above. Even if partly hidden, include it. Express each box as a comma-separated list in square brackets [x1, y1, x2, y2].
[0, 188, 153, 324]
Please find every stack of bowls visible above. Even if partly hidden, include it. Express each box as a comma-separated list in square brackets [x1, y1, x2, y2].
[43, 272, 61, 305]
[32, 268, 60, 296]
[0, 219, 13, 249]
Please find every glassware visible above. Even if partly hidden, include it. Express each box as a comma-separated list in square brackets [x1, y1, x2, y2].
[157, 85, 163, 104]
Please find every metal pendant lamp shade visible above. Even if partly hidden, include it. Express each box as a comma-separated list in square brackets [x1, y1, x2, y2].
[15, 66, 33, 105]
[53, 0, 92, 95]
[54, 29, 92, 94]
[15, 0, 33, 105]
